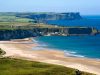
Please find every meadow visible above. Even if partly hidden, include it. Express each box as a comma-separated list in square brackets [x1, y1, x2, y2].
[0, 57, 95, 75]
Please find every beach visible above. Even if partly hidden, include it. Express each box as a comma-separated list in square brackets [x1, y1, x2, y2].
[0, 38, 100, 75]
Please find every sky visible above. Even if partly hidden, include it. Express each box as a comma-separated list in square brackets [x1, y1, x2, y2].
[0, 0, 100, 15]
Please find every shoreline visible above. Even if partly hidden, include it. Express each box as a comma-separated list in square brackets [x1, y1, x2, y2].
[0, 38, 100, 75]
[33, 37, 100, 60]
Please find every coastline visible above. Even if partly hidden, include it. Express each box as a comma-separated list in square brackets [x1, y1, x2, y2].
[0, 38, 100, 75]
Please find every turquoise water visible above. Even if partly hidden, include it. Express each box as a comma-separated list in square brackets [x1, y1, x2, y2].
[35, 16, 100, 59]
[35, 35, 100, 59]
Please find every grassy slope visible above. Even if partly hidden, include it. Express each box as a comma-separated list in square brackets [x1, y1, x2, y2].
[0, 58, 95, 75]
[0, 15, 34, 23]
[0, 14, 35, 30]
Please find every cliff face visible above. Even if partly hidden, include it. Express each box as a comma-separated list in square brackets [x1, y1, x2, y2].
[16, 12, 82, 23]
[0, 27, 96, 40]
[0, 30, 41, 40]
[56, 13, 82, 20]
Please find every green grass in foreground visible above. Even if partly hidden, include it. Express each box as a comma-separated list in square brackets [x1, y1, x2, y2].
[0, 58, 95, 75]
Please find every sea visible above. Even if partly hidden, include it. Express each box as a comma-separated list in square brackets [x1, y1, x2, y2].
[33, 16, 100, 59]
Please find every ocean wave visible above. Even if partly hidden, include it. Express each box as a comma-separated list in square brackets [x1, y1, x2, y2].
[68, 54, 85, 58]
[64, 50, 76, 54]
[64, 50, 85, 58]
[32, 39, 39, 43]
[32, 38, 49, 50]
[32, 38, 48, 47]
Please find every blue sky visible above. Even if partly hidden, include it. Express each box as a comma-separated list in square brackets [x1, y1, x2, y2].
[0, 0, 100, 15]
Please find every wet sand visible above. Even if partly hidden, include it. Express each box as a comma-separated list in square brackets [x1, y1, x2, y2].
[0, 38, 100, 75]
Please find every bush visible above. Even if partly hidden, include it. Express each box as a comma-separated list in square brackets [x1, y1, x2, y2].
[0, 48, 6, 56]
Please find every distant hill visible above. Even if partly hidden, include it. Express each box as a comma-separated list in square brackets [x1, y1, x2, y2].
[0, 12, 82, 23]
[15, 12, 82, 23]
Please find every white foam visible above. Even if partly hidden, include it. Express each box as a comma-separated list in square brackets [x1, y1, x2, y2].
[32, 38, 48, 47]
[69, 54, 85, 58]
[64, 50, 85, 58]
[64, 50, 77, 54]
[32, 39, 39, 43]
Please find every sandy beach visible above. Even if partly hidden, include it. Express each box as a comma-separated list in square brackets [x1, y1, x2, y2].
[0, 38, 100, 75]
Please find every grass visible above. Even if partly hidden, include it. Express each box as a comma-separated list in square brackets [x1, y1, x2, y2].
[0, 14, 36, 30]
[0, 22, 63, 30]
[0, 15, 34, 23]
[0, 22, 36, 30]
[0, 58, 95, 75]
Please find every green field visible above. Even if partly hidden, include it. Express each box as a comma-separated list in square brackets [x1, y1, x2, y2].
[0, 15, 34, 23]
[0, 13, 36, 30]
[0, 58, 95, 75]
